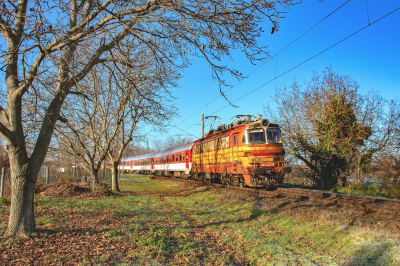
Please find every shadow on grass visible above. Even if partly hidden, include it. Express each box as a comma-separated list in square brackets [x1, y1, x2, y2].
[346, 241, 397, 266]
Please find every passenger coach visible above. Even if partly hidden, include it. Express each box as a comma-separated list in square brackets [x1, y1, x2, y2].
[120, 143, 193, 177]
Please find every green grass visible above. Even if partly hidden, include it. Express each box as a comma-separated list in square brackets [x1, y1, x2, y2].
[119, 174, 182, 193]
[1, 174, 399, 265]
[332, 182, 400, 199]
[165, 187, 400, 265]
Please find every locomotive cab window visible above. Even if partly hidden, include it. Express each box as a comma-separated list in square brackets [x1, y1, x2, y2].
[242, 125, 282, 144]
[267, 127, 281, 143]
[242, 128, 265, 144]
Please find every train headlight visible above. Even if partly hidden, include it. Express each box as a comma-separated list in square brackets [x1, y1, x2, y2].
[261, 119, 269, 127]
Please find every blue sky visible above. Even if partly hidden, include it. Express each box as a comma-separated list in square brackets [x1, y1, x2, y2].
[148, 0, 400, 143]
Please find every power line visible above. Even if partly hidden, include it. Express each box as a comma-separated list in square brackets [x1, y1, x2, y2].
[175, 0, 352, 128]
[172, 125, 200, 139]
[183, 5, 400, 132]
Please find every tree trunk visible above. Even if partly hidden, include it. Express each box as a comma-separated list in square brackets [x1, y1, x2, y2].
[4, 145, 38, 237]
[111, 161, 120, 192]
[90, 168, 100, 192]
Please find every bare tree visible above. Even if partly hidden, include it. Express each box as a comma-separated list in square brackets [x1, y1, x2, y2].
[105, 52, 178, 192]
[266, 67, 398, 189]
[0, 0, 295, 236]
[55, 54, 176, 191]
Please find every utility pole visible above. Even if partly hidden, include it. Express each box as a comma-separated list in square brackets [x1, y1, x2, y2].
[147, 139, 149, 153]
[202, 114, 204, 138]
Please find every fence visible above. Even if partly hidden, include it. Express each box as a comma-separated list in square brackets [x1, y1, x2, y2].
[0, 166, 112, 198]
[37, 165, 111, 185]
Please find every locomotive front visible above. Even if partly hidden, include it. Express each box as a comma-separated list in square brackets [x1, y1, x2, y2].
[240, 119, 291, 186]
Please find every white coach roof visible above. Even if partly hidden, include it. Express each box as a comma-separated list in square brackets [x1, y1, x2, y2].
[120, 142, 194, 162]
[153, 143, 194, 157]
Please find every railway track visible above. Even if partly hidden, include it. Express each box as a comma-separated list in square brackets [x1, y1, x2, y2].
[151, 175, 400, 220]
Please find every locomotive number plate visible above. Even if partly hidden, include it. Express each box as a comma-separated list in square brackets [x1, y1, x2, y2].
[261, 162, 275, 167]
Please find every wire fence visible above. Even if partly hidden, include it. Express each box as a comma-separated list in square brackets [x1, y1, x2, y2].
[0, 166, 112, 198]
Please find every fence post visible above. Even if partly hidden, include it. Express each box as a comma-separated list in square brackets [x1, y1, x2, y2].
[46, 167, 49, 185]
[1, 168, 5, 198]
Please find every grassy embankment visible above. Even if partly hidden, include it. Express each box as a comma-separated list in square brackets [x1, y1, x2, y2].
[332, 182, 400, 199]
[0, 174, 399, 265]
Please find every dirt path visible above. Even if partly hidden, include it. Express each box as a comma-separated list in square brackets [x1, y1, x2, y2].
[159, 196, 248, 265]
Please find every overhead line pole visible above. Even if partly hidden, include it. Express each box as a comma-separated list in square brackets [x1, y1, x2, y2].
[202, 114, 204, 138]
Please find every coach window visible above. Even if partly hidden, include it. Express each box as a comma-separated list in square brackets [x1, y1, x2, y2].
[186, 153, 188, 161]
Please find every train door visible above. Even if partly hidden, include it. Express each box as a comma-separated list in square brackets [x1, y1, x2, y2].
[232, 134, 239, 162]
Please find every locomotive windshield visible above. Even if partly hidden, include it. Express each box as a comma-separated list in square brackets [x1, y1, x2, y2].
[243, 126, 282, 144]
[243, 128, 266, 144]
[267, 128, 281, 143]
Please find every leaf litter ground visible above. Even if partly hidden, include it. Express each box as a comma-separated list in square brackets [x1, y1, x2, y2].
[0, 175, 399, 265]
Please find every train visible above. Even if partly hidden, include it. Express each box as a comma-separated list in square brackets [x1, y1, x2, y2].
[119, 115, 291, 187]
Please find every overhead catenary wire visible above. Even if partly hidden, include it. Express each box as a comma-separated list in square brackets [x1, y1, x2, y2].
[175, 0, 352, 128]
[182, 5, 400, 132]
